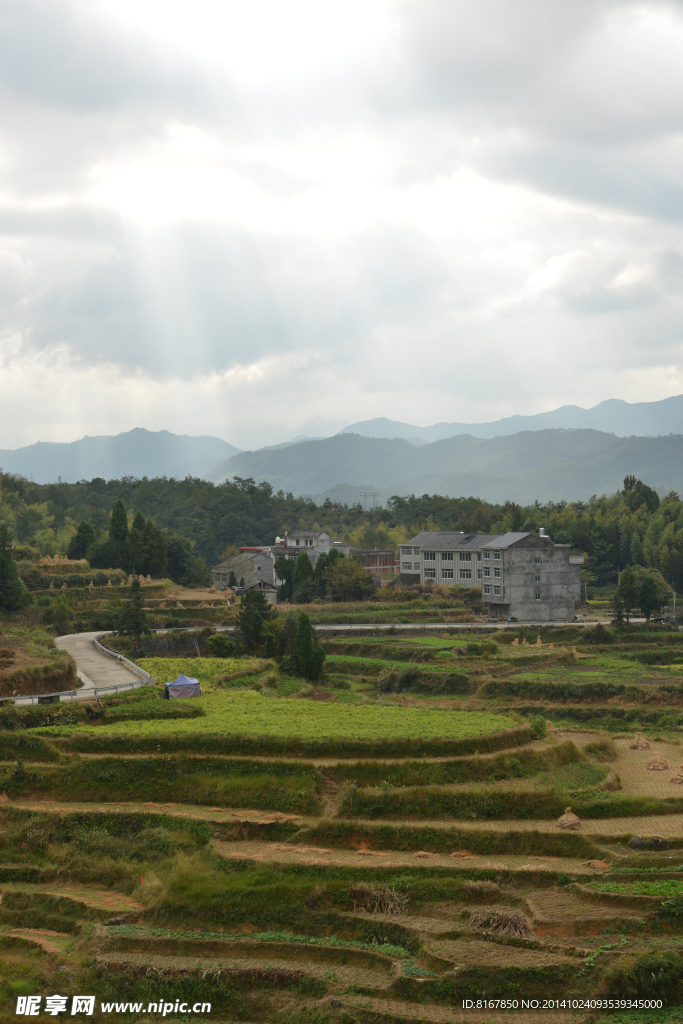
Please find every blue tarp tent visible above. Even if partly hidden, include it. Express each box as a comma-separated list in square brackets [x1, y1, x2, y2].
[164, 674, 202, 699]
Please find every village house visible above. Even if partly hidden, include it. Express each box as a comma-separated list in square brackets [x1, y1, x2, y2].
[400, 529, 583, 621]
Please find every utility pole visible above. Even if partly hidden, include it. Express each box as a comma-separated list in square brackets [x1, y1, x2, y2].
[360, 491, 380, 509]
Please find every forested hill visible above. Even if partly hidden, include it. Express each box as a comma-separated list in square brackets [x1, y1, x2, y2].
[2, 470, 683, 585]
[0, 428, 239, 483]
[207, 429, 683, 504]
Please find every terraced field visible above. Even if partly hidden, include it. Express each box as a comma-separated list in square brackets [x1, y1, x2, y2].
[3, 623, 683, 1022]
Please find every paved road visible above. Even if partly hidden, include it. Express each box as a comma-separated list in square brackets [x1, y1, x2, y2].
[51, 631, 145, 703]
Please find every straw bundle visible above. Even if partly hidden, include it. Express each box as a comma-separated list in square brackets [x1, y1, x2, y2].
[630, 732, 650, 750]
[670, 765, 683, 784]
[557, 806, 582, 830]
[646, 754, 669, 770]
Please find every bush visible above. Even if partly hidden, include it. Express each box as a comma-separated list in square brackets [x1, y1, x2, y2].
[585, 734, 618, 761]
[206, 634, 236, 658]
[603, 946, 683, 1003]
[581, 623, 613, 645]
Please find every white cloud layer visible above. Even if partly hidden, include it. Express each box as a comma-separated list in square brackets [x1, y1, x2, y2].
[2, 0, 683, 448]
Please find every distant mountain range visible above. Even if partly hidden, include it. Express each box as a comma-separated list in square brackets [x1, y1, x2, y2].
[340, 395, 683, 441]
[4, 394, 683, 499]
[207, 429, 683, 504]
[0, 428, 240, 483]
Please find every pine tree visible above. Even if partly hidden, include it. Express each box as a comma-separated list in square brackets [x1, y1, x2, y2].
[235, 589, 278, 654]
[109, 500, 129, 569]
[294, 611, 325, 680]
[109, 500, 129, 546]
[67, 520, 95, 560]
[295, 611, 313, 677]
[143, 521, 168, 578]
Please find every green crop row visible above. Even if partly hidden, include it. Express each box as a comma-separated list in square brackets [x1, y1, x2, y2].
[0, 755, 322, 814]
[338, 783, 683, 821]
[327, 740, 584, 788]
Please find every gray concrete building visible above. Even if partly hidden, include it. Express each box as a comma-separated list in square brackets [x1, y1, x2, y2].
[400, 529, 583, 621]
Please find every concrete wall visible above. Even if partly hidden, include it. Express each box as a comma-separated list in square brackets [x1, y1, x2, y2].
[485, 537, 580, 620]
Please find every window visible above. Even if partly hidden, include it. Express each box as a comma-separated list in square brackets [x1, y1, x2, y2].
[402, 547, 412, 556]
[477, 553, 482, 561]
[535, 591, 541, 601]
[442, 569, 453, 579]
[459, 569, 472, 579]
[401, 562, 413, 571]
[477, 569, 482, 579]
[484, 551, 490, 559]
[424, 551, 436, 561]
[494, 551, 501, 560]
[483, 584, 491, 595]
[424, 568, 436, 579]
[494, 585, 502, 595]
[534, 557, 540, 564]
[484, 567, 490, 577]
[441, 552, 453, 561]
[534, 574, 540, 583]
[494, 568, 501, 578]
[459, 552, 471, 561]
[257, 565, 262, 572]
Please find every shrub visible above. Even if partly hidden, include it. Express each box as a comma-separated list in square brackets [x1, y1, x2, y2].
[581, 623, 613, 645]
[603, 946, 683, 1003]
[585, 734, 618, 762]
[529, 716, 547, 740]
[206, 634, 236, 658]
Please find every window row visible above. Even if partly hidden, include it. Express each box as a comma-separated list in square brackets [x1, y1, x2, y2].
[483, 585, 503, 595]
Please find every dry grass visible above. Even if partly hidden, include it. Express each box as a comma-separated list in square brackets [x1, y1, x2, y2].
[466, 910, 533, 938]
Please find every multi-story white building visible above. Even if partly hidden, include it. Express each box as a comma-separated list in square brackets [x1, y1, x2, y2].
[400, 530, 583, 621]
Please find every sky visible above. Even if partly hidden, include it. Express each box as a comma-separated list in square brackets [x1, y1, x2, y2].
[2, 0, 683, 451]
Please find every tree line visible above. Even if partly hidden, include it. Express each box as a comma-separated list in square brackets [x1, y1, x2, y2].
[2, 468, 683, 588]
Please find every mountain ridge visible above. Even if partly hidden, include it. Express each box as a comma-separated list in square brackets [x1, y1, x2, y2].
[207, 428, 683, 504]
[0, 428, 241, 484]
[340, 394, 683, 442]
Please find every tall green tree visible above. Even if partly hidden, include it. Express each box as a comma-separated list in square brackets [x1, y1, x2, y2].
[235, 589, 278, 654]
[325, 557, 375, 601]
[294, 611, 325, 680]
[0, 524, 27, 612]
[66, 520, 95, 560]
[109, 499, 129, 545]
[293, 551, 313, 586]
[638, 575, 660, 621]
[117, 577, 150, 639]
[109, 499, 129, 566]
[143, 521, 168, 578]
[616, 566, 639, 624]
[274, 554, 294, 602]
[127, 512, 147, 574]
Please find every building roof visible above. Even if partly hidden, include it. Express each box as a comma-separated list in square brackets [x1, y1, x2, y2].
[287, 530, 330, 540]
[406, 532, 505, 550]
[483, 533, 531, 549]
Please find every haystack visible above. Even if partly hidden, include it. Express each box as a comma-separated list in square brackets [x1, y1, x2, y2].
[646, 754, 669, 771]
[557, 806, 581, 830]
[630, 731, 650, 750]
[468, 910, 532, 938]
[546, 720, 561, 738]
[670, 765, 683, 784]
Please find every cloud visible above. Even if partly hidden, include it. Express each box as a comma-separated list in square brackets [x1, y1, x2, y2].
[2, 0, 683, 450]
